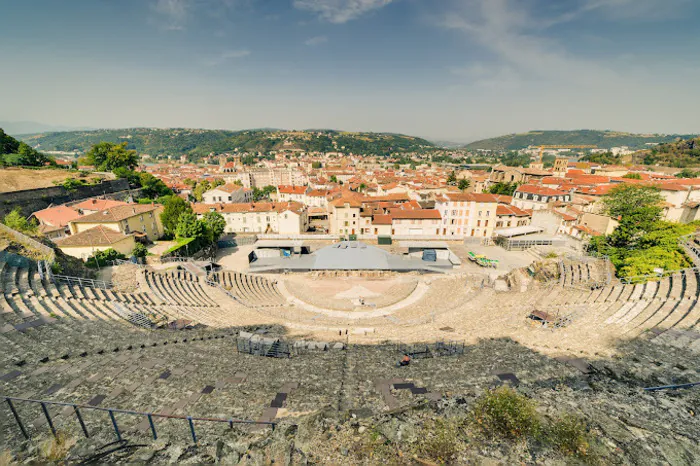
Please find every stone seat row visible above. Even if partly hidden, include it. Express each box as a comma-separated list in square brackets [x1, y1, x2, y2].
[143, 270, 219, 308]
[0, 261, 244, 367]
[559, 260, 608, 287]
[210, 271, 287, 308]
[530, 267, 700, 350]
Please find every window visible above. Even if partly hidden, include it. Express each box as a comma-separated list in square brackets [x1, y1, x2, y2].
[486, 211, 490, 216]
[485, 220, 488, 226]
[471, 229, 475, 236]
[478, 211, 482, 216]
[477, 220, 481, 227]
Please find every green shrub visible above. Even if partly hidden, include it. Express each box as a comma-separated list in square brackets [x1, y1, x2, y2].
[132, 243, 148, 258]
[545, 414, 592, 458]
[86, 248, 126, 268]
[471, 386, 540, 440]
[412, 418, 463, 464]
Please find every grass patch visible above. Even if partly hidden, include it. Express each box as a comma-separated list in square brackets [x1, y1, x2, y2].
[38, 431, 76, 463]
[471, 386, 540, 440]
[162, 237, 195, 256]
[412, 417, 464, 464]
[544, 413, 593, 458]
[544, 251, 559, 259]
[0, 450, 17, 466]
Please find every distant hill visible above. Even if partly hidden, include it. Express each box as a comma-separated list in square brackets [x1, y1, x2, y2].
[633, 137, 700, 168]
[20, 128, 436, 158]
[0, 121, 93, 136]
[464, 130, 698, 151]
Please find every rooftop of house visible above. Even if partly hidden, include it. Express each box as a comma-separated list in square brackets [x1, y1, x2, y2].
[516, 184, 571, 197]
[72, 199, 129, 212]
[278, 185, 307, 195]
[206, 183, 248, 194]
[55, 225, 132, 247]
[32, 205, 82, 227]
[70, 204, 160, 223]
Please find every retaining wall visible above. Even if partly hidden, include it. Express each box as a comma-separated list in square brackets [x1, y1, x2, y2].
[0, 179, 133, 217]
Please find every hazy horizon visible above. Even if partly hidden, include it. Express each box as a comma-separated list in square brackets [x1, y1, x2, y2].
[2, 0, 699, 141]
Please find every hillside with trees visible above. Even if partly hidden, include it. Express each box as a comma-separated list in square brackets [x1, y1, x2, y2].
[465, 130, 697, 151]
[20, 128, 436, 158]
[634, 137, 700, 167]
[0, 128, 51, 167]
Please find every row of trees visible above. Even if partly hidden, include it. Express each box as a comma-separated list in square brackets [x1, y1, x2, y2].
[82, 142, 173, 201]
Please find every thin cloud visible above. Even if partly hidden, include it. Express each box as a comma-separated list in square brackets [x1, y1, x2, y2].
[304, 35, 328, 46]
[293, 0, 395, 24]
[204, 49, 251, 66]
[152, 0, 189, 30]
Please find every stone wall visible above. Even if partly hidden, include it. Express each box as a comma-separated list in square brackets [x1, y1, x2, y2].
[0, 179, 134, 217]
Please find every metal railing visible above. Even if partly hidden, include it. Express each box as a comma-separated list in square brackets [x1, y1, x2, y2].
[109, 258, 145, 268]
[3, 396, 277, 445]
[52, 274, 113, 290]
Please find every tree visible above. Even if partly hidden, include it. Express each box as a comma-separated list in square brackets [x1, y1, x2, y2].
[621, 173, 642, 180]
[252, 185, 276, 201]
[457, 178, 471, 192]
[132, 243, 148, 258]
[139, 172, 172, 199]
[358, 183, 367, 192]
[85, 142, 138, 172]
[160, 196, 193, 236]
[488, 182, 519, 196]
[676, 168, 699, 178]
[601, 184, 663, 237]
[175, 212, 205, 239]
[311, 161, 322, 169]
[329, 175, 338, 183]
[446, 171, 457, 185]
[203, 211, 226, 242]
[17, 142, 49, 166]
[3, 208, 38, 235]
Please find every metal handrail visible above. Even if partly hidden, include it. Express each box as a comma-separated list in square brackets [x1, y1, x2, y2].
[4, 395, 278, 445]
[52, 274, 113, 290]
[643, 381, 700, 391]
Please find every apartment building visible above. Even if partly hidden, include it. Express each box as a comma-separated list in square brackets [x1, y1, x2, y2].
[229, 168, 308, 188]
[434, 193, 501, 238]
[277, 185, 307, 203]
[69, 204, 163, 242]
[387, 209, 442, 236]
[201, 183, 252, 204]
[512, 185, 572, 211]
[329, 196, 363, 235]
[193, 202, 308, 235]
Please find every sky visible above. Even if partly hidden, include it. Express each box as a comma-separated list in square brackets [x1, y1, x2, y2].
[1, 0, 699, 142]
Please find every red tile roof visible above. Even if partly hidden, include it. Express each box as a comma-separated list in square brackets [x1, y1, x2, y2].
[496, 205, 531, 217]
[32, 205, 82, 227]
[516, 185, 570, 196]
[278, 185, 307, 195]
[56, 225, 132, 247]
[73, 199, 128, 212]
[372, 214, 393, 225]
